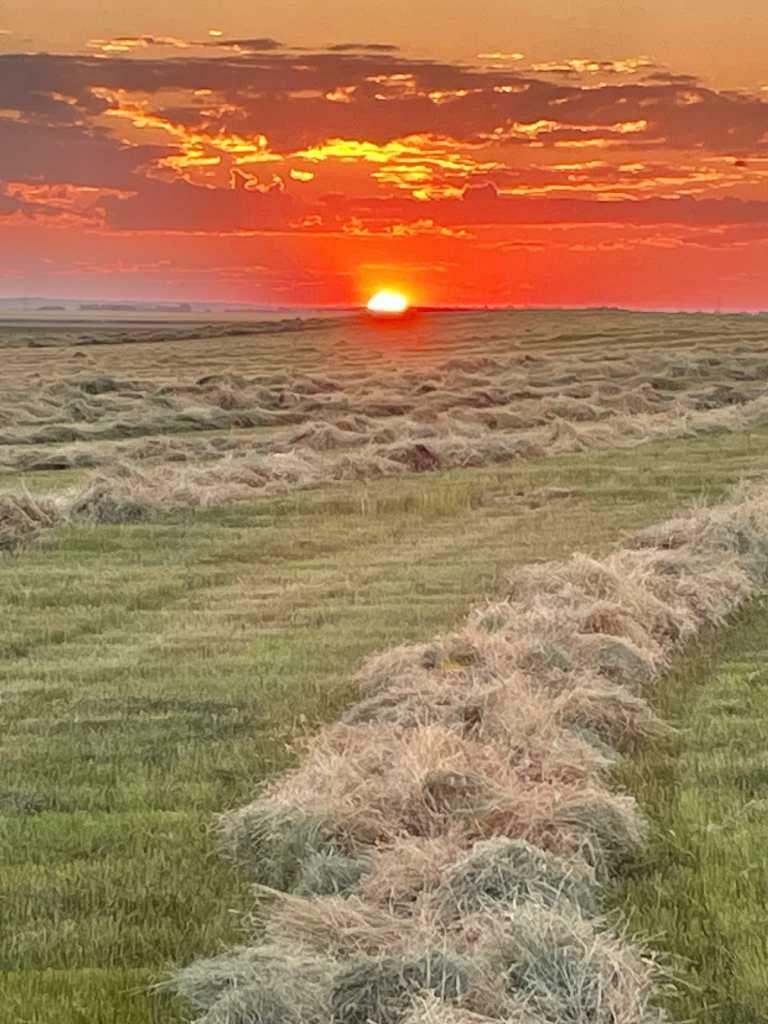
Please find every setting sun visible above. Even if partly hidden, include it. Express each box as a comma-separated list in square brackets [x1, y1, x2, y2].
[366, 289, 410, 314]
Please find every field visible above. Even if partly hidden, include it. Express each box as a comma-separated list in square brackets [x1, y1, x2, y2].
[616, 598, 768, 1023]
[3, 310, 768, 525]
[2, 309, 768, 1023]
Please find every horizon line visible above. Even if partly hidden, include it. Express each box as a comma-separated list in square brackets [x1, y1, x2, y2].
[0, 298, 766, 316]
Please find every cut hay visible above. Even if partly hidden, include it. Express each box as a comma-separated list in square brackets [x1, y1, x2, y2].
[483, 904, 664, 1024]
[162, 945, 334, 1024]
[173, 483, 768, 1024]
[0, 491, 61, 553]
[16, 377, 768, 533]
[402, 994, 504, 1024]
[293, 850, 368, 897]
[223, 723, 640, 889]
[360, 835, 465, 910]
[431, 839, 599, 918]
[67, 476, 153, 524]
[331, 951, 478, 1024]
[218, 806, 346, 889]
[263, 892, 444, 959]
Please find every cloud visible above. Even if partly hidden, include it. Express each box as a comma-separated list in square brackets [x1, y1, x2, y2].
[86, 35, 194, 53]
[2, 49, 765, 160]
[86, 35, 286, 54]
[328, 43, 400, 52]
[0, 116, 169, 188]
[0, 192, 21, 216]
[331, 186, 768, 229]
[102, 177, 302, 232]
[477, 52, 525, 61]
[205, 37, 284, 52]
[90, 172, 768, 236]
[1, 46, 768, 243]
[530, 57, 656, 76]
[643, 71, 701, 85]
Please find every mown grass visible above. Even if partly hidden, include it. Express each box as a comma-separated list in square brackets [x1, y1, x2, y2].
[4, 423, 768, 1022]
[615, 596, 768, 1024]
[0, 466, 88, 493]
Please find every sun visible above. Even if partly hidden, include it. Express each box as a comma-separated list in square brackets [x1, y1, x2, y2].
[366, 289, 410, 314]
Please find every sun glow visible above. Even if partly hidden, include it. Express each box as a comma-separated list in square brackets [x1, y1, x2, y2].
[366, 289, 410, 314]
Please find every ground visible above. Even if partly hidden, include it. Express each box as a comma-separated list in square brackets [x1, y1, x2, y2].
[616, 597, 768, 1024]
[2, 312, 768, 1022]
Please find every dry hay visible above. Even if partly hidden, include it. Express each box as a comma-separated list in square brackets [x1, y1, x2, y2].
[430, 838, 599, 918]
[480, 904, 665, 1024]
[224, 722, 641, 879]
[0, 490, 61, 552]
[359, 835, 466, 911]
[68, 472, 155, 524]
[166, 902, 663, 1024]
[538, 397, 610, 423]
[163, 945, 334, 1024]
[331, 951, 479, 1024]
[262, 891, 446, 959]
[170, 483, 768, 1024]
[290, 421, 371, 452]
[8, 327, 768, 536]
[403, 995, 506, 1024]
[218, 805, 346, 888]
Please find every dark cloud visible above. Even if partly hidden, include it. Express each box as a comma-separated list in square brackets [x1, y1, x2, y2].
[102, 178, 302, 231]
[0, 51, 483, 109]
[341, 187, 768, 229]
[0, 193, 21, 216]
[0, 117, 168, 188]
[643, 71, 700, 85]
[3, 49, 765, 160]
[96, 175, 768, 234]
[206, 38, 284, 52]
[327, 43, 400, 52]
[443, 189, 768, 227]
[2, 47, 768, 238]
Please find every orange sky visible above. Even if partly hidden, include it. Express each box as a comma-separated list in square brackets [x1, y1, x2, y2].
[1, 1, 768, 308]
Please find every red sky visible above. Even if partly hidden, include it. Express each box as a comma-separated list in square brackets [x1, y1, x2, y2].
[2, 2, 768, 308]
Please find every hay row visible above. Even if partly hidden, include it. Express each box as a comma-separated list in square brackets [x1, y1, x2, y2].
[166, 483, 768, 1024]
[44, 391, 768, 523]
[3, 386, 768, 554]
[1, 335, 765, 461]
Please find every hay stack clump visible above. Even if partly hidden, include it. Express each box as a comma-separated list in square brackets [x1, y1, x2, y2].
[164, 945, 335, 1024]
[0, 491, 61, 552]
[431, 838, 599, 919]
[331, 951, 478, 1024]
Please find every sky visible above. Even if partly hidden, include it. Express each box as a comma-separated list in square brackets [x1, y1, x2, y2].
[1, 1, 768, 308]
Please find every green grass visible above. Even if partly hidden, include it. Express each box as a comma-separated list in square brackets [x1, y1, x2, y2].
[614, 596, 768, 1024]
[0, 466, 88, 494]
[4, 423, 768, 1023]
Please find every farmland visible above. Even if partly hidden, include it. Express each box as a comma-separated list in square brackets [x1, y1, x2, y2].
[2, 309, 768, 1022]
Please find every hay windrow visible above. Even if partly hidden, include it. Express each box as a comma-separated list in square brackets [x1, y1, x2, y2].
[168, 484, 768, 1024]
[6, 331, 768, 549]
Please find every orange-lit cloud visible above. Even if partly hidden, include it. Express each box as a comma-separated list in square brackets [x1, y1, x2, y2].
[530, 57, 655, 75]
[87, 35, 193, 53]
[1, 43, 768, 306]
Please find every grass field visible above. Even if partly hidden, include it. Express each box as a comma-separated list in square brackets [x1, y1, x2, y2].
[616, 596, 768, 1024]
[4, 310, 768, 1023]
[3, 310, 768, 523]
[3, 420, 768, 1023]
